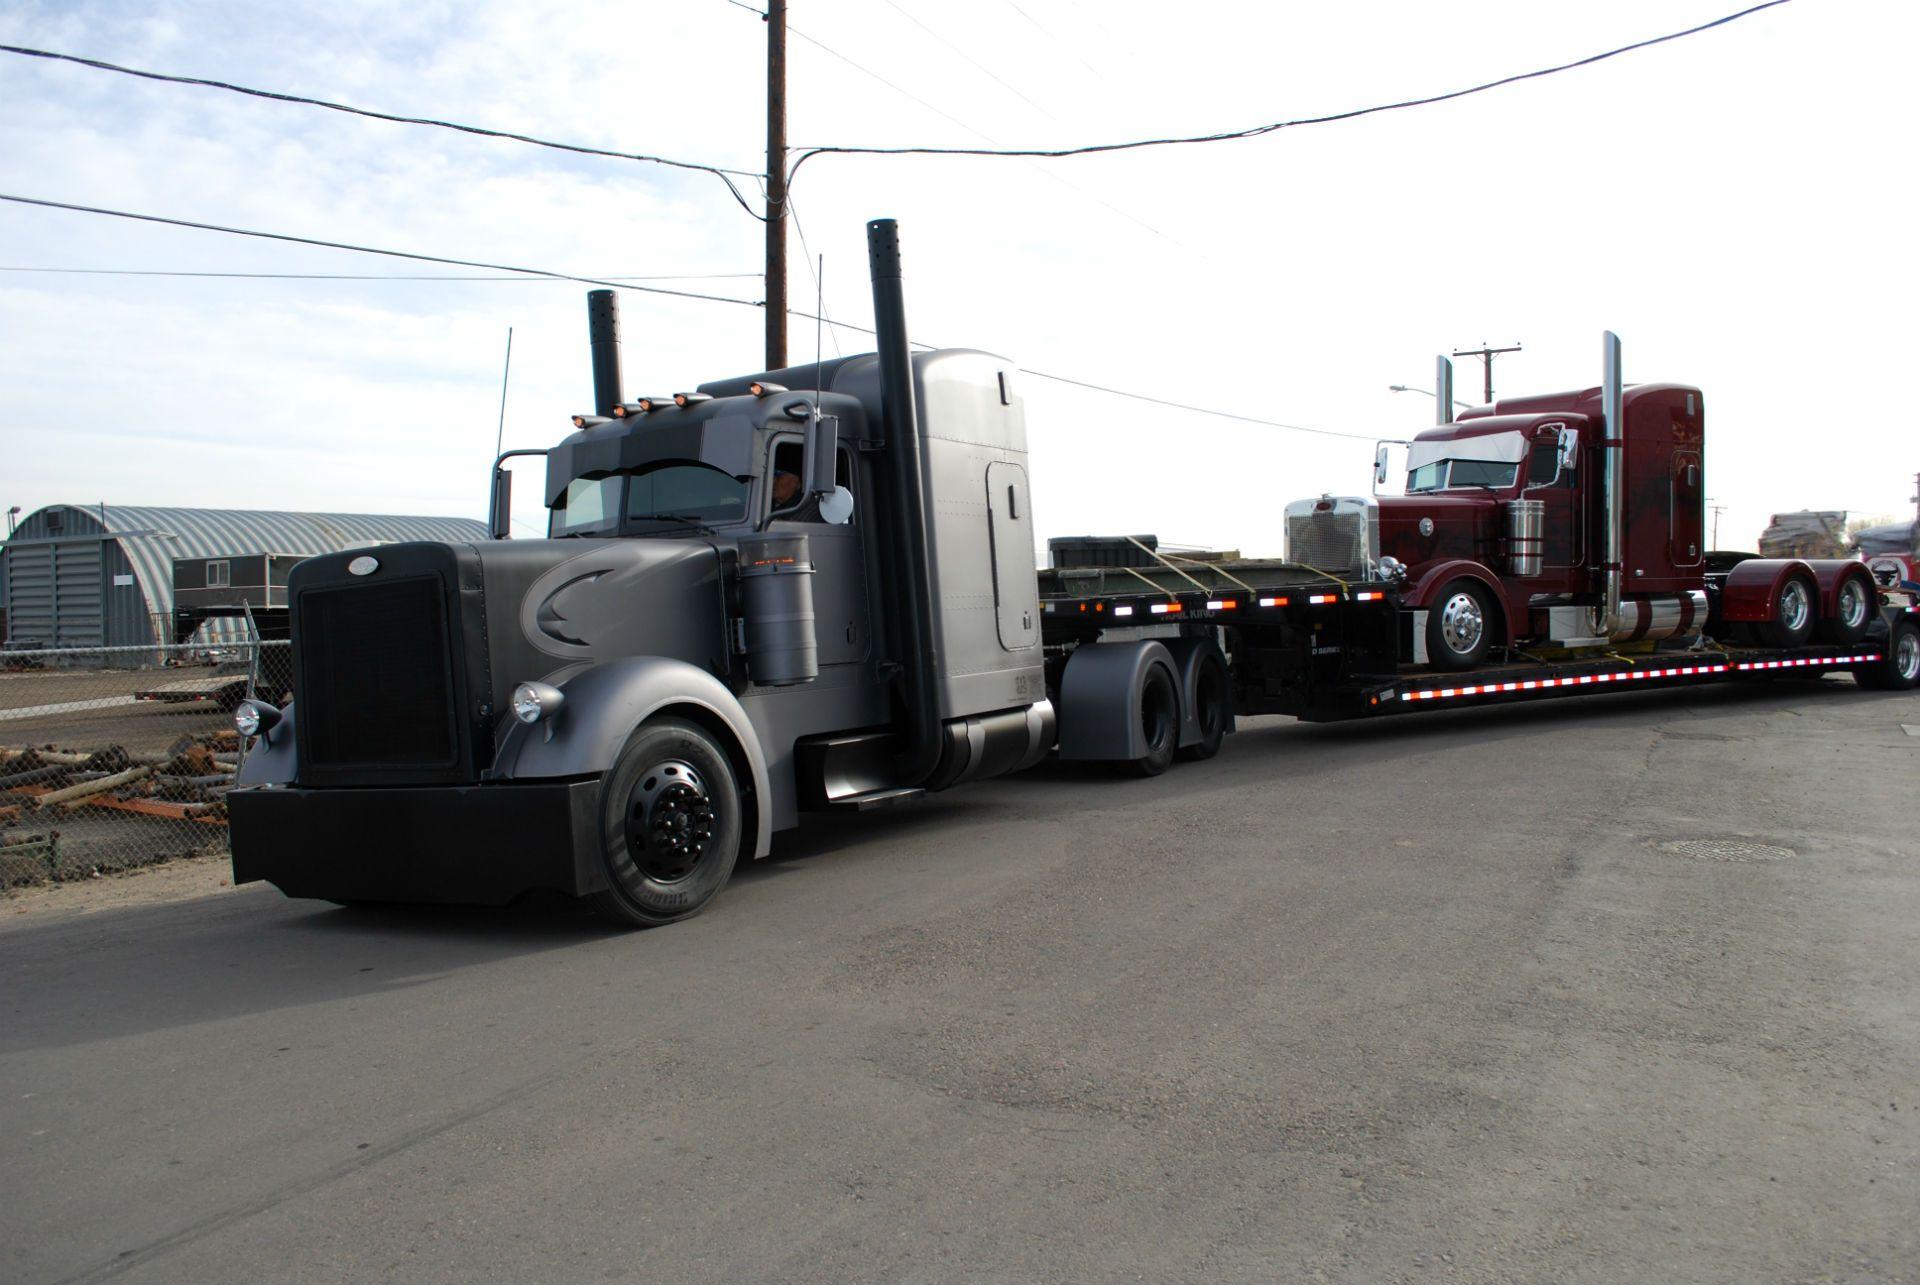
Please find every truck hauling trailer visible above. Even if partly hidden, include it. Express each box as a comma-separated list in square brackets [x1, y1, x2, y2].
[226, 219, 1920, 927]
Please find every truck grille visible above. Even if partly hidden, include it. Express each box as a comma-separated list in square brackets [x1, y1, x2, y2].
[297, 576, 458, 771]
[1285, 498, 1378, 576]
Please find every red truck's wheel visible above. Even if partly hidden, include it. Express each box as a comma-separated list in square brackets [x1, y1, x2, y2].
[1855, 620, 1920, 691]
[1427, 580, 1494, 671]
[1756, 575, 1816, 649]
[1815, 575, 1871, 645]
[591, 717, 743, 928]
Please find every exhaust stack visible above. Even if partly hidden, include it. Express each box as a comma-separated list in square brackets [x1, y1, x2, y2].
[866, 218, 943, 786]
[587, 289, 623, 417]
[1595, 330, 1625, 639]
[1435, 355, 1455, 425]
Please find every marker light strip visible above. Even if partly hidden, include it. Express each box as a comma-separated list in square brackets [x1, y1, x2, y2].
[1113, 605, 1134, 617]
[1150, 602, 1183, 615]
[1308, 594, 1338, 605]
[1733, 653, 1877, 671]
[1258, 596, 1290, 607]
[1398, 662, 1738, 702]
[1206, 600, 1238, 611]
[1354, 591, 1384, 602]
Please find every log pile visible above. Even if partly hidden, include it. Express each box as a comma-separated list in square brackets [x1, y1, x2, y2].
[0, 733, 240, 826]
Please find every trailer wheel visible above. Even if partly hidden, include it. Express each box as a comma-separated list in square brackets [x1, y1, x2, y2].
[590, 717, 743, 928]
[1855, 620, 1920, 691]
[1756, 575, 1816, 649]
[1175, 654, 1230, 762]
[1426, 580, 1495, 670]
[1124, 665, 1179, 777]
[1815, 574, 1871, 645]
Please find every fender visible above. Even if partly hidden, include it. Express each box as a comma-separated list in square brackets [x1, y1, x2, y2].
[1405, 558, 1514, 644]
[1161, 635, 1234, 750]
[1803, 558, 1877, 619]
[235, 703, 298, 786]
[1056, 640, 1177, 762]
[1718, 558, 1814, 623]
[490, 656, 773, 859]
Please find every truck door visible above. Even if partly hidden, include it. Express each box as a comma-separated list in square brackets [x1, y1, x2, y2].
[1526, 429, 1582, 581]
[768, 437, 871, 666]
[1671, 449, 1703, 565]
[985, 461, 1039, 651]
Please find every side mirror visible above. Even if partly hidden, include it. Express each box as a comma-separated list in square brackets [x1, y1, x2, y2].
[1373, 443, 1391, 487]
[1557, 426, 1578, 473]
[804, 413, 839, 498]
[489, 469, 513, 539]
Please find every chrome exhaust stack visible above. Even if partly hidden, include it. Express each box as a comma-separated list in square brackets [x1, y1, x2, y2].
[1435, 355, 1455, 426]
[1594, 330, 1625, 640]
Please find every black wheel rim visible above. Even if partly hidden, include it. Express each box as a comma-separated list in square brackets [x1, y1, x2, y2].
[624, 759, 717, 883]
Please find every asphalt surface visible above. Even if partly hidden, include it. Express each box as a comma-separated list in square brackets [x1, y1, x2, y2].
[4, 678, 1916, 1283]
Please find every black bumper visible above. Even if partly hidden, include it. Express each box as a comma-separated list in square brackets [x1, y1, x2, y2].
[228, 780, 607, 906]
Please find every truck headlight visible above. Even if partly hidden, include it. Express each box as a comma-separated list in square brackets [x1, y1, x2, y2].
[511, 681, 564, 725]
[1377, 555, 1408, 582]
[234, 699, 281, 738]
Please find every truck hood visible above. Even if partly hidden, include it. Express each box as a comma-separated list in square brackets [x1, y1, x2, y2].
[1376, 494, 1501, 574]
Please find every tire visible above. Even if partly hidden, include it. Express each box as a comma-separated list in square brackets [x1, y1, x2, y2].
[1815, 575, 1872, 645]
[1855, 620, 1920, 691]
[589, 717, 743, 928]
[1175, 656, 1230, 762]
[1756, 575, 1816, 649]
[1426, 579, 1495, 670]
[1124, 665, 1179, 778]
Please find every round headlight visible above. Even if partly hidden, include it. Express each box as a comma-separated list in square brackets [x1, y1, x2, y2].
[512, 681, 563, 725]
[234, 703, 261, 736]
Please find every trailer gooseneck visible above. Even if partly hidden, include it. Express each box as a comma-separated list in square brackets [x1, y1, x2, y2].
[226, 220, 1920, 927]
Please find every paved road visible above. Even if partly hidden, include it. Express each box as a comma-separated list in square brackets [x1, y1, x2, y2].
[4, 679, 1916, 1283]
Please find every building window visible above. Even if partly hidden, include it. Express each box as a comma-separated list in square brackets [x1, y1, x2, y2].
[207, 560, 231, 588]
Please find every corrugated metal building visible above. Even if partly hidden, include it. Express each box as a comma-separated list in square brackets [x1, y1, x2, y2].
[0, 504, 489, 650]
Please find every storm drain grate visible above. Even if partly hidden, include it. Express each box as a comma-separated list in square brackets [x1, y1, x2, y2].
[1664, 838, 1796, 863]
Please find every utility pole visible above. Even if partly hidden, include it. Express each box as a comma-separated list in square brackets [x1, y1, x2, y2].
[1451, 342, 1522, 404]
[764, 0, 788, 370]
[1708, 500, 1726, 550]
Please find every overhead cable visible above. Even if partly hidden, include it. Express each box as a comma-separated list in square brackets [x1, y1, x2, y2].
[0, 42, 768, 219]
[788, 1, 1793, 178]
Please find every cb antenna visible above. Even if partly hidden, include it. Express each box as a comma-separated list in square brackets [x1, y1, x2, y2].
[493, 325, 514, 459]
[813, 253, 825, 417]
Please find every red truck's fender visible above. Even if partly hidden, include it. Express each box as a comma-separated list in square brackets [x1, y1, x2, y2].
[1719, 558, 1815, 623]
[1803, 558, 1880, 619]
[1404, 558, 1515, 644]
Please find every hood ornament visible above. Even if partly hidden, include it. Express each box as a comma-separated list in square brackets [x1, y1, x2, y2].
[347, 555, 380, 576]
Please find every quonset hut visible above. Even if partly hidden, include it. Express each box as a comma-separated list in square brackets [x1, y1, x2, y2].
[0, 504, 488, 650]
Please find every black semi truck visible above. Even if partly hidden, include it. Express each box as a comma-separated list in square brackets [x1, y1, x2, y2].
[227, 219, 1920, 926]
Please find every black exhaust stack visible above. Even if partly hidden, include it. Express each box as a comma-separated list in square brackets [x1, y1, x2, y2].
[587, 289, 623, 417]
[866, 219, 943, 786]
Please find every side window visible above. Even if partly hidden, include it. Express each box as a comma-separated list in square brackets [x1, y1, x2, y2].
[206, 560, 231, 588]
[767, 440, 856, 524]
[1527, 442, 1561, 487]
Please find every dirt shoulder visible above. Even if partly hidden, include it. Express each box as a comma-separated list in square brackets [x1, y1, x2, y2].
[2, 853, 240, 926]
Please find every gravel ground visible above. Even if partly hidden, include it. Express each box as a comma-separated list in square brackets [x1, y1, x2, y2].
[1, 677, 1915, 1284]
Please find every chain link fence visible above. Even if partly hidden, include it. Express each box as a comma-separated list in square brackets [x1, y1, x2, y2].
[0, 640, 290, 887]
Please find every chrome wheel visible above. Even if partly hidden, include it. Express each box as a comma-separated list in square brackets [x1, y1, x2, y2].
[1837, 579, 1868, 631]
[624, 759, 716, 884]
[1899, 632, 1920, 683]
[1779, 580, 1811, 634]
[1439, 591, 1485, 656]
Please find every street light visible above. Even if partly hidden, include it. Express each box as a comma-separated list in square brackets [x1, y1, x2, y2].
[1388, 385, 1475, 412]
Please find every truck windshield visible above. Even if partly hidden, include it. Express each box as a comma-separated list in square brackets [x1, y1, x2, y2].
[1407, 459, 1520, 493]
[549, 463, 751, 536]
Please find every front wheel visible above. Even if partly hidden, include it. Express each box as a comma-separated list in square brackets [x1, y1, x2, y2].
[1855, 620, 1920, 691]
[590, 717, 743, 928]
[1426, 580, 1495, 670]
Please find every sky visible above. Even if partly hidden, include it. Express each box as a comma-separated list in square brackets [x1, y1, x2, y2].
[2, 0, 1915, 555]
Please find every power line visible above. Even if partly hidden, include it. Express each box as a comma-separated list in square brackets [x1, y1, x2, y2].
[875, 0, 1058, 120]
[0, 266, 764, 282]
[0, 42, 767, 220]
[0, 187, 1377, 444]
[0, 192, 766, 309]
[790, 1, 1793, 176]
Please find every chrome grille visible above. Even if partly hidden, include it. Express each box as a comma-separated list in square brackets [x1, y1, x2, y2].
[1284, 498, 1378, 575]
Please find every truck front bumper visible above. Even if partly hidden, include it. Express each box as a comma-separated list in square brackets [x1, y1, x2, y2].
[228, 780, 608, 906]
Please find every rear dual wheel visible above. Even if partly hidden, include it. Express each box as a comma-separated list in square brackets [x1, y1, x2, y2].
[1126, 666, 1179, 778]
[1815, 575, 1872, 645]
[1756, 575, 1816, 649]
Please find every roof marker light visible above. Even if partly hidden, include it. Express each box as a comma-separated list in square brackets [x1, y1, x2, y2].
[748, 381, 787, 398]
